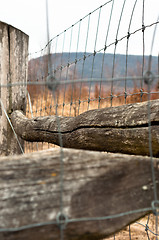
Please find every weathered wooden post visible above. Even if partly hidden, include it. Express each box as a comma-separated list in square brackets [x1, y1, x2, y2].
[0, 21, 28, 155]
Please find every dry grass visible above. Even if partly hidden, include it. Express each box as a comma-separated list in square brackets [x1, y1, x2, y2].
[25, 83, 159, 153]
[26, 82, 159, 121]
[106, 214, 158, 240]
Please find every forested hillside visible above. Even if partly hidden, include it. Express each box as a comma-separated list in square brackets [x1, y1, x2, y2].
[28, 52, 158, 88]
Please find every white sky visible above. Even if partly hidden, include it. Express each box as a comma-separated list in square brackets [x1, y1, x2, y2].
[0, 0, 158, 56]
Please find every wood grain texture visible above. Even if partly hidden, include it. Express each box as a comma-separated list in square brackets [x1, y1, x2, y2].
[0, 21, 28, 155]
[11, 99, 159, 156]
[0, 148, 158, 240]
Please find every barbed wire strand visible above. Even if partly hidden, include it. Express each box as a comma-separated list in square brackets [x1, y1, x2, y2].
[26, 19, 159, 87]
[28, 0, 113, 58]
[61, 31, 69, 116]
[61, 27, 73, 116]
[111, 0, 127, 107]
[147, 13, 159, 240]
[0, 207, 158, 234]
[141, 0, 145, 94]
[141, 2, 153, 237]
[125, 0, 138, 104]
[78, 13, 91, 115]
[2, 74, 159, 89]
[58, 30, 66, 117]
[52, 21, 159, 79]
[136, 221, 159, 237]
[98, 0, 115, 109]
[69, 20, 81, 116]
[87, 6, 102, 110]
[128, 224, 132, 239]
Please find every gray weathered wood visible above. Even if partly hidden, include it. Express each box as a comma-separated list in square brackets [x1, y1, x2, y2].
[0, 148, 158, 240]
[11, 99, 159, 156]
[0, 21, 28, 156]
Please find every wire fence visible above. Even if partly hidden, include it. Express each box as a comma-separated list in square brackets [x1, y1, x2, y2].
[0, 0, 159, 239]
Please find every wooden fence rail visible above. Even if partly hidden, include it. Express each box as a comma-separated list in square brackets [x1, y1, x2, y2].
[0, 148, 158, 240]
[11, 99, 159, 156]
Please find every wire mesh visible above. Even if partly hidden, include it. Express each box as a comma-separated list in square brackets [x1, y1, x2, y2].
[0, 0, 159, 239]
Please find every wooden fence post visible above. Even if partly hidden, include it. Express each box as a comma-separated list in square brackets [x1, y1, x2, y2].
[0, 21, 28, 156]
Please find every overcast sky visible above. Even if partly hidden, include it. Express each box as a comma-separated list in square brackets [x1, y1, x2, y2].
[0, 0, 158, 56]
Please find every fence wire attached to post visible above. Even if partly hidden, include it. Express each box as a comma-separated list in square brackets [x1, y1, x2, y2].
[0, 0, 159, 240]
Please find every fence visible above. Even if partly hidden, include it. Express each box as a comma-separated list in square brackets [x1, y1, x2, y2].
[0, 0, 159, 239]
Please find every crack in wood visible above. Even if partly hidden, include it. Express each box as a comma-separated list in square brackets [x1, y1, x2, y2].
[34, 121, 159, 134]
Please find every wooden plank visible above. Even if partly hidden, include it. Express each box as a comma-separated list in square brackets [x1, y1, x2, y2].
[0, 21, 28, 156]
[0, 148, 158, 239]
[11, 99, 159, 156]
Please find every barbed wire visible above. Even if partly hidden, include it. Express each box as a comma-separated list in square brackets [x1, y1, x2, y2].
[28, 0, 113, 57]
[1, 74, 159, 88]
[42, 21, 159, 78]
[0, 207, 155, 232]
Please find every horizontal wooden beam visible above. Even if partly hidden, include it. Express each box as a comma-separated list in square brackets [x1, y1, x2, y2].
[11, 99, 159, 156]
[0, 148, 158, 240]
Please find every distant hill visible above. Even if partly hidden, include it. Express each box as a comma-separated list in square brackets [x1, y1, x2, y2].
[29, 52, 158, 88]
